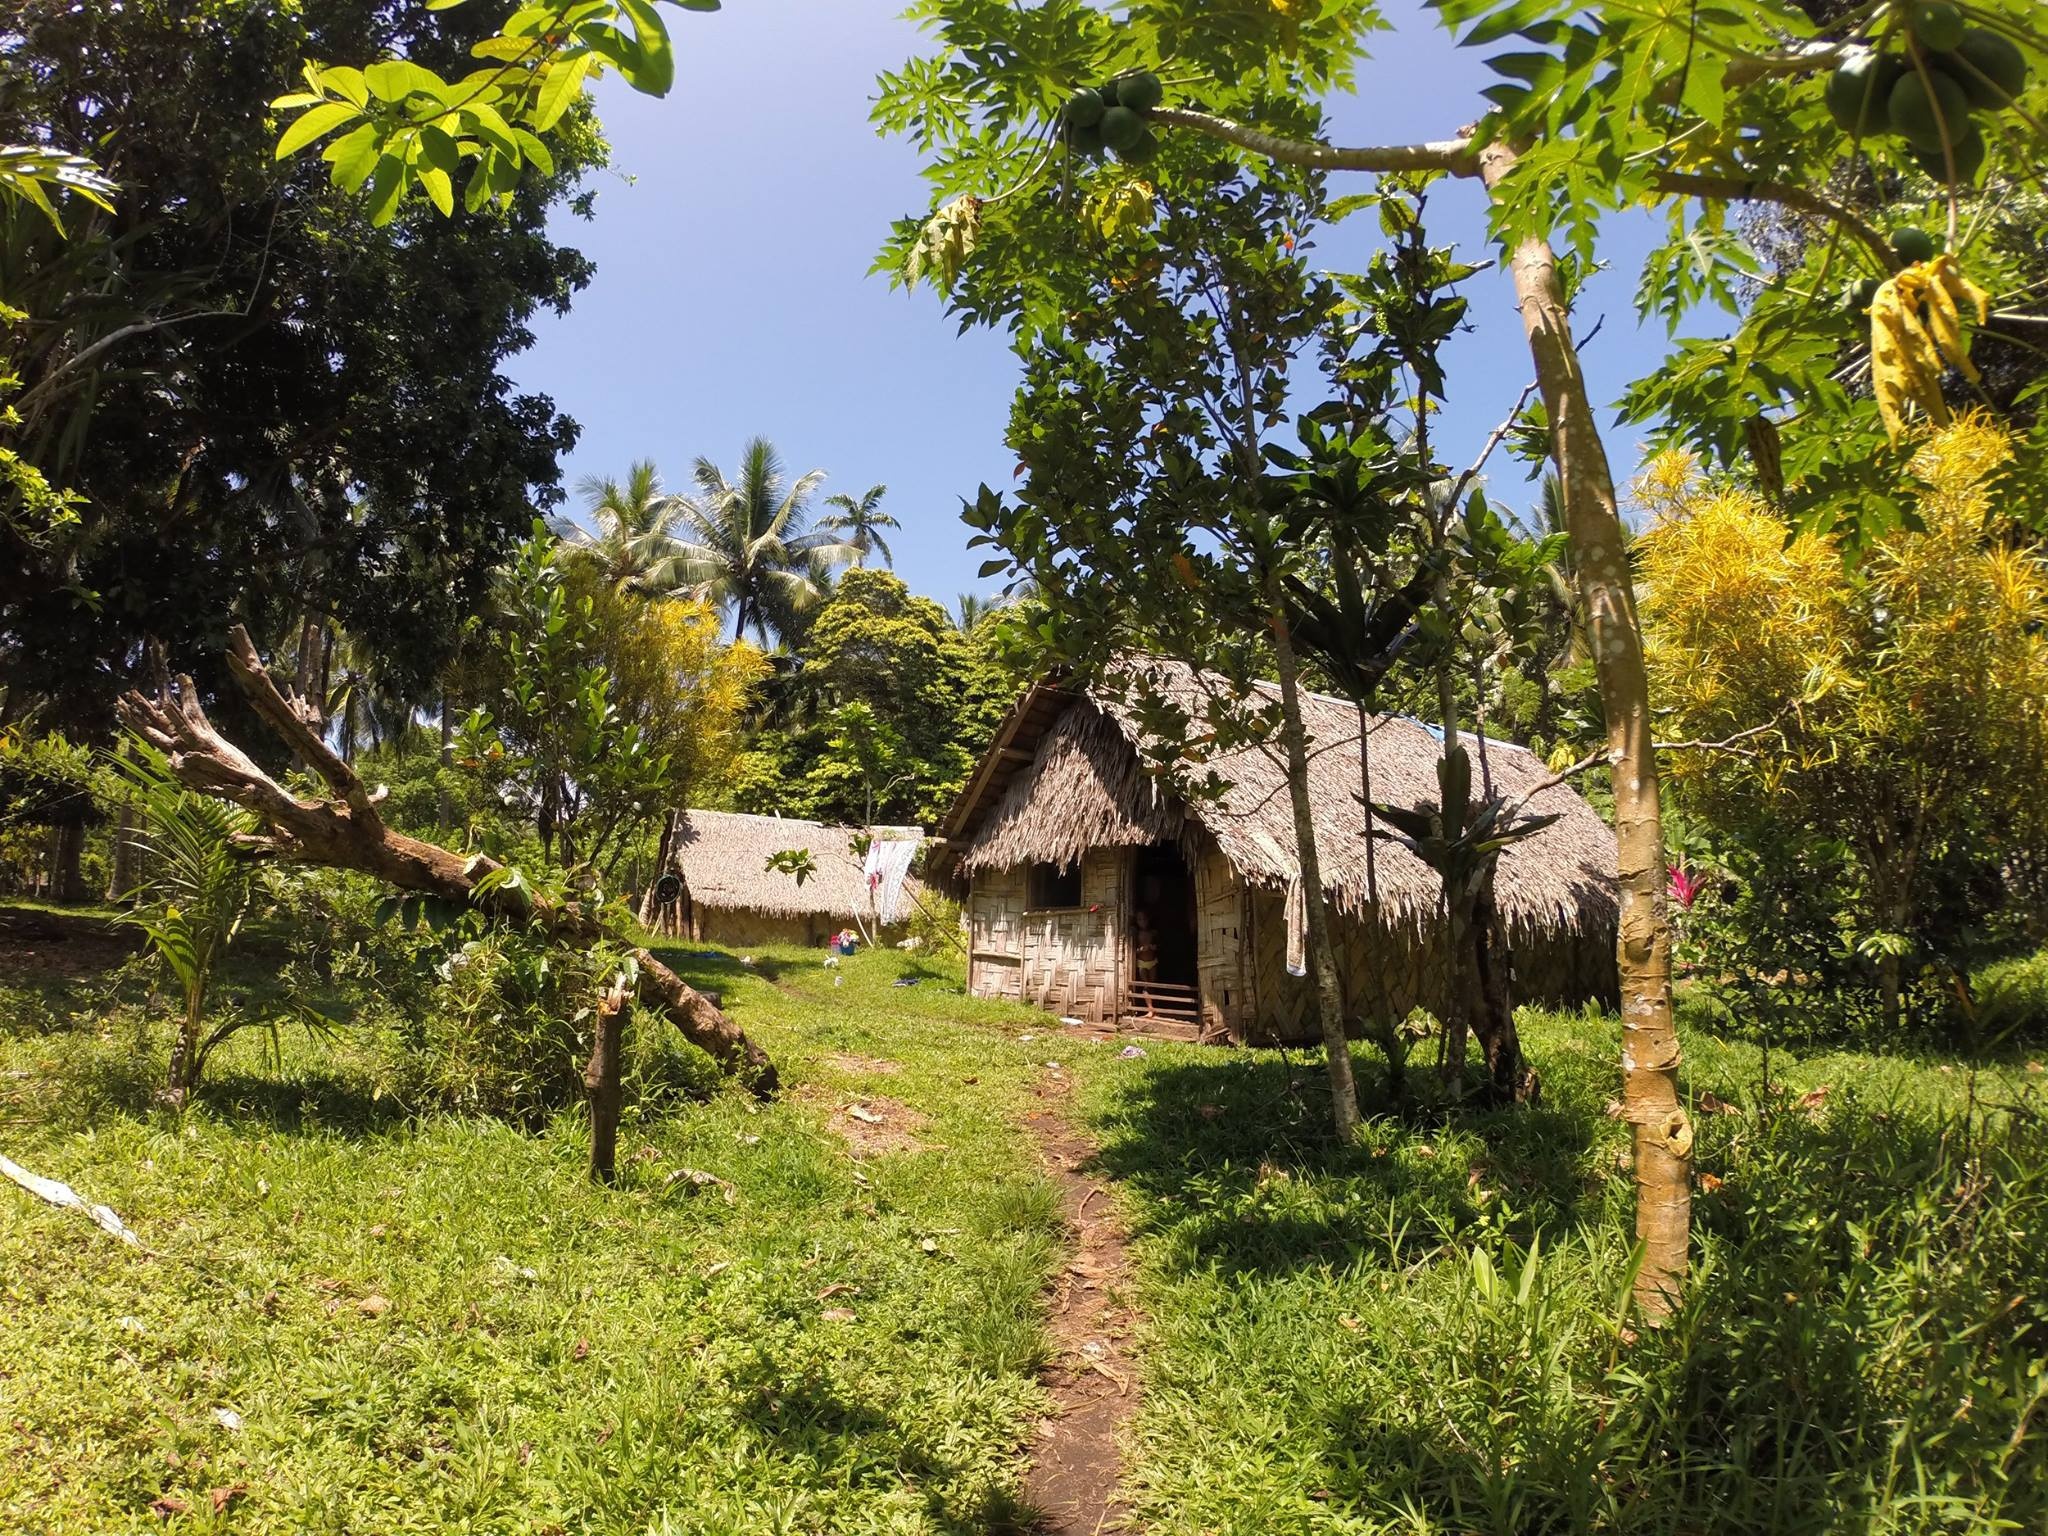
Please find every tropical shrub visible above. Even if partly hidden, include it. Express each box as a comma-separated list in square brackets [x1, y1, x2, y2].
[1639, 419, 2048, 1038]
[1973, 948, 2048, 1043]
[113, 747, 257, 1102]
[391, 922, 713, 1123]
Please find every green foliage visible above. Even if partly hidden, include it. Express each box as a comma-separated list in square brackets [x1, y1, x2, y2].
[0, 144, 114, 234]
[393, 922, 709, 1122]
[463, 524, 672, 874]
[1073, 1010, 2048, 1531]
[273, 0, 717, 224]
[672, 436, 848, 645]
[111, 745, 258, 1098]
[727, 568, 1014, 827]
[0, 0, 601, 738]
[906, 889, 965, 956]
[1972, 947, 2048, 1041]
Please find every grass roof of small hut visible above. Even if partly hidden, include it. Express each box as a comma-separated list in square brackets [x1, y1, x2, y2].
[673, 810, 923, 921]
[936, 660, 1617, 940]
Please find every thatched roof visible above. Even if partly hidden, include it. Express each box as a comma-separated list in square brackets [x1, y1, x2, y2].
[672, 809, 924, 922]
[939, 660, 1617, 940]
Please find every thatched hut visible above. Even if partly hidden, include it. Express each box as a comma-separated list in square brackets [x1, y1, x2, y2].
[931, 662, 1618, 1041]
[657, 809, 925, 949]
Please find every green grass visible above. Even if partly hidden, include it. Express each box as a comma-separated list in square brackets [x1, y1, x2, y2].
[7, 917, 2046, 1534]
[1, 942, 1064, 1534]
[1066, 1013, 2048, 1535]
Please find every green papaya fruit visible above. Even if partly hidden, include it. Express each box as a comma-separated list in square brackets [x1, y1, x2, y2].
[1065, 121, 1106, 158]
[1888, 68, 1973, 151]
[1843, 277, 1881, 315]
[1825, 51, 1904, 135]
[1114, 126, 1158, 163]
[1889, 225, 1939, 264]
[1100, 105, 1146, 153]
[1912, 122, 1986, 182]
[1116, 71, 1164, 112]
[1062, 88, 1106, 130]
[1943, 28, 2028, 108]
[1909, 2, 1966, 54]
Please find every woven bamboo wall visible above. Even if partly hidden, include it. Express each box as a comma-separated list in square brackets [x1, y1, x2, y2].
[967, 865, 1029, 1001]
[1021, 849, 1125, 1022]
[967, 851, 1127, 1022]
[1194, 841, 1250, 1039]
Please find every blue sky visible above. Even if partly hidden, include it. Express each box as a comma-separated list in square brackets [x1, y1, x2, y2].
[509, 0, 1671, 612]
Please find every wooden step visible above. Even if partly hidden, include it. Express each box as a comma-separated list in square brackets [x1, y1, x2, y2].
[1124, 979, 1201, 1026]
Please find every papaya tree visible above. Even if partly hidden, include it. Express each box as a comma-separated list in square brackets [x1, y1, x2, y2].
[853, 0, 2048, 1312]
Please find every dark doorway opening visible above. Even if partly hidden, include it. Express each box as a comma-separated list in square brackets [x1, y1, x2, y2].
[1131, 841, 1198, 990]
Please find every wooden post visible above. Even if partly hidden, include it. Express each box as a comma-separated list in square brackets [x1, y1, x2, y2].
[585, 979, 629, 1184]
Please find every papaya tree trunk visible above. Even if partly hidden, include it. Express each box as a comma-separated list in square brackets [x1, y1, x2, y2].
[1478, 142, 1689, 1316]
[1270, 588, 1361, 1140]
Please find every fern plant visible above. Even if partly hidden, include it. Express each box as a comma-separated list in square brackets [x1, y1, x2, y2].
[112, 742, 256, 1104]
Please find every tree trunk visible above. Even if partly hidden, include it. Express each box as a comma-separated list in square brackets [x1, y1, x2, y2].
[116, 628, 778, 1095]
[437, 692, 455, 833]
[1270, 591, 1361, 1139]
[47, 817, 87, 904]
[585, 980, 628, 1183]
[638, 812, 679, 927]
[1479, 142, 1689, 1317]
[1469, 875, 1536, 1103]
[105, 803, 137, 903]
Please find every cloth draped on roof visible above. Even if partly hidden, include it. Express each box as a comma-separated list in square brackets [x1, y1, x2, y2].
[862, 836, 920, 926]
[672, 809, 923, 922]
[949, 658, 1617, 941]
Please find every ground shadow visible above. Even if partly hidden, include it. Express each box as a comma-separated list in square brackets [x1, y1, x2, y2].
[195, 1066, 412, 1136]
[1085, 1044, 1605, 1278]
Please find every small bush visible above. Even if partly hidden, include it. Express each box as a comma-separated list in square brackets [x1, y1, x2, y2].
[1974, 948, 2048, 1042]
[906, 892, 965, 957]
[393, 926, 712, 1123]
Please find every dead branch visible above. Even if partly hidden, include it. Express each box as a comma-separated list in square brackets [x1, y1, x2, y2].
[1498, 747, 1618, 826]
[1653, 719, 1783, 756]
[117, 627, 776, 1093]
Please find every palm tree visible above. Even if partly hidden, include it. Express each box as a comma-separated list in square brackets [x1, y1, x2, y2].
[955, 592, 996, 631]
[675, 437, 853, 643]
[819, 483, 900, 568]
[559, 460, 690, 596]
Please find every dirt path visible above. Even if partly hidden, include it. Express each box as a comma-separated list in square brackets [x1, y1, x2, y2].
[1019, 1069, 1140, 1534]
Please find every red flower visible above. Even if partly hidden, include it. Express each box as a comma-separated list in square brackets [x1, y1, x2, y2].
[1668, 863, 1707, 910]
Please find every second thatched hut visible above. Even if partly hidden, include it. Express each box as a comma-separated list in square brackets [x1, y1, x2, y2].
[930, 661, 1618, 1041]
[649, 808, 925, 948]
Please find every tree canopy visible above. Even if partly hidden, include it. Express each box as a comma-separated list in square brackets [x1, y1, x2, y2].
[0, 0, 603, 734]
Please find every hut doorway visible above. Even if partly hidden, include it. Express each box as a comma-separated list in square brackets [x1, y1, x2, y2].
[1127, 842, 1199, 1028]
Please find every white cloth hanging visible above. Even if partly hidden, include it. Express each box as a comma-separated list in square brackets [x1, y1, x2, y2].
[862, 836, 920, 926]
[1284, 876, 1308, 978]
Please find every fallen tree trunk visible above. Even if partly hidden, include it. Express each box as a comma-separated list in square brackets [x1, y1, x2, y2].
[116, 627, 777, 1095]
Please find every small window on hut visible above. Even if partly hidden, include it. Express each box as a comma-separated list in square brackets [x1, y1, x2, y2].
[1026, 861, 1083, 910]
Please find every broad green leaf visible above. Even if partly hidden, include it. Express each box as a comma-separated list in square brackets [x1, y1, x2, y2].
[618, 0, 675, 96]
[324, 124, 382, 192]
[275, 99, 361, 158]
[461, 102, 522, 158]
[415, 161, 455, 216]
[512, 128, 555, 176]
[463, 155, 494, 212]
[533, 53, 593, 132]
[365, 153, 406, 226]
[316, 66, 371, 108]
[365, 58, 446, 104]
